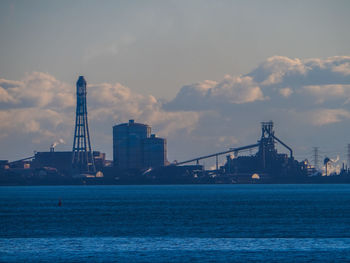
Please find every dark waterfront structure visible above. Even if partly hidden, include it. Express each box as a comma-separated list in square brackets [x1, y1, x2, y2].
[93, 151, 106, 171]
[222, 121, 304, 182]
[0, 160, 9, 170]
[113, 120, 167, 170]
[143, 134, 167, 169]
[32, 151, 73, 174]
[4, 118, 350, 185]
[32, 150, 105, 174]
[3, 75, 350, 185]
[113, 120, 150, 170]
[170, 121, 308, 183]
[72, 76, 95, 174]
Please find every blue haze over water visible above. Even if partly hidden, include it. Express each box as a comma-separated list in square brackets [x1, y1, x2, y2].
[1, 185, 350, 262]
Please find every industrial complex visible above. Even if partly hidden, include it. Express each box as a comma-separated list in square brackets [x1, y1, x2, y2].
[1, 76, 350, 185]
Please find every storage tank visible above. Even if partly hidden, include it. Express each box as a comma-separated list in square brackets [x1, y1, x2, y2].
[113, 120, 151, 170]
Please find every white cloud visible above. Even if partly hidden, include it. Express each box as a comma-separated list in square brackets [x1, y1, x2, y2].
[0, 87, 17, 103]
[301, 85, 350, 104]
[166, 55, 350, 112]
[305, 109, 350, 126]
[165, 75, 265, 110]
[2, 55, 350, 162]
[249, 56, 350, 90]
[332, 62, 350, 75]
[305, 56, 350, 73]
[210, 75, 265, 104]
[0, 72, 199, 159]
[87, 81, 199, 137]
[163, 55, 350, 162]
[0, 72, 74, 109]
[279, 87, 293, 98]
[258, 56, 308, 85]
[0, 107, 71, 145]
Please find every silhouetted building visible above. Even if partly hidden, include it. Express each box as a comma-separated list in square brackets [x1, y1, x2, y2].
[0, 160, 9, 170]
[32, 151, 73, 173]
[32, 150, 106, 174]
[113, 120, 150, 170]
[143, 134, 167, 168]
[93, 151, 106, 171]
[113, 120, 167, 170]
[222, 121, 305, 182]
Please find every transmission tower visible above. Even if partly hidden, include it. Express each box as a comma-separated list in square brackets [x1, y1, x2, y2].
[72, 76, 95, 173]
[313, 147, 319, 170]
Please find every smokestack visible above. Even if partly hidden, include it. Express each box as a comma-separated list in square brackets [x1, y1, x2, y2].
[50, 139, 65, 152]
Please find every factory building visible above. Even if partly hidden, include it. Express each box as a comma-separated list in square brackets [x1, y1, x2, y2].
[32, 150, 105, 173]
[113, 120, 167, 170]
[0, 160, 9, 170]
[93, 151, 106, 171]
[32, 151, 73, 174]
[143, 134, 167, 169]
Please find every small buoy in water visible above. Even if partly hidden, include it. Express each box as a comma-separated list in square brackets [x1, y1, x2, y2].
[58, 199, 62, 207]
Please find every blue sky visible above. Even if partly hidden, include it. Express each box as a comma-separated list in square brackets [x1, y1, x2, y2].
[1, 0, 349, 98]
[1, 1, 350, 170]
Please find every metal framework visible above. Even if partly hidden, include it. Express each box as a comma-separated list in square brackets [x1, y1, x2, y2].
[173, 143, 259, 169]
[174, 121, 293, 171]
[72, 76, 95, 173]
[260, 121, 293, 158]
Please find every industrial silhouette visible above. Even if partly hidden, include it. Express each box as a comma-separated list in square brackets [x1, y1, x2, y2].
[113, 120, 167, 170]
[72, 76, 95, 173]
[2, 76, 350, 185]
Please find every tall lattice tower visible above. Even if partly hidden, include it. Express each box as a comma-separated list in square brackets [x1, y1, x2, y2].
[72, 76, 95, 173]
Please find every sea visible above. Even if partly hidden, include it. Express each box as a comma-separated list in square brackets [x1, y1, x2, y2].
[1, 184, 350, 262]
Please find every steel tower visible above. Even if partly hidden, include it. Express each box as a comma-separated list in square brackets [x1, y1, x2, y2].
[72, 76, 95, 173]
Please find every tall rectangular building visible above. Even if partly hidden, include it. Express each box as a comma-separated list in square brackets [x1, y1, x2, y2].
[113, 120, 167, 170]
[113, 120, 150, 170]
[143, 134, 167, 169]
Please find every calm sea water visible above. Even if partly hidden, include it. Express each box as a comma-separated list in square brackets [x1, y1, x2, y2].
[1, 184, 350, 262]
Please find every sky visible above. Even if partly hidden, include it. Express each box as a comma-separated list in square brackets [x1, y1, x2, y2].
[1, 0, 350, 168]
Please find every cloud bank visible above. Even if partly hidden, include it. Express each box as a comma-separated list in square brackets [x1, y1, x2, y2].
[164, 75, 265, 111]
[1, 55, 350, 163]
[165, 55, 350, 126]
[163, 55, 350, 162]
[0, 73, 198, 160]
